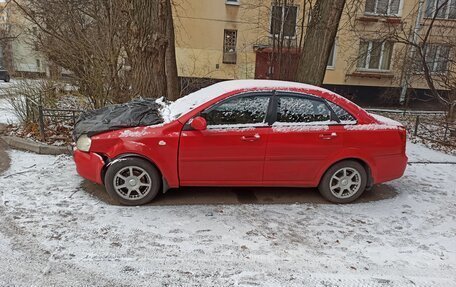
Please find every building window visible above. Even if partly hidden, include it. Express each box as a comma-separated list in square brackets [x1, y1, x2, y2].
[270, 5, 298, 37]
[357, 40, 394, 71]
[36, 59, 41, 70]
[225, 0, 240, 5]
[416, 44, 451, 73]
[327, 43, 336, 68]
[425, 0, 456, 19]
[223, 29, 237, 64]
[365, 0, 401, 16]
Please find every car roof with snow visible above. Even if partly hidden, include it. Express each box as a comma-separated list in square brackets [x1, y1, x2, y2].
[163, 79, 344, 122]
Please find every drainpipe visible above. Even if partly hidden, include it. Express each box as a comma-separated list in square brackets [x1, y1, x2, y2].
[399, 0, 425, 104]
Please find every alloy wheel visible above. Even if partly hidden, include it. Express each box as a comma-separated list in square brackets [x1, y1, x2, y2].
[113, 166, 152, 200]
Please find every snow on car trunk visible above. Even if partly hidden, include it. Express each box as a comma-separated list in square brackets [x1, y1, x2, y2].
[0, 143, 455, 285]
[370, 113, 404, 127]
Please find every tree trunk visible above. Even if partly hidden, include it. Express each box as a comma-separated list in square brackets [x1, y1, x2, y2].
[295, 0, 345, 86]
[449, 102, 456, 123]
[129, 0, 169, 98]
[165, 0, 180, 101]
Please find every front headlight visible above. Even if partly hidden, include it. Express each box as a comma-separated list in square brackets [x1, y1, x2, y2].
[76, 134, 92, 152]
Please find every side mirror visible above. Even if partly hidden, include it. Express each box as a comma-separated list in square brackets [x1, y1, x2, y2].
[190, 116, 207, 131]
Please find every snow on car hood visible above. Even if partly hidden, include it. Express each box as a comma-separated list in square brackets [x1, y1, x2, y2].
[160, 79, 343, 122]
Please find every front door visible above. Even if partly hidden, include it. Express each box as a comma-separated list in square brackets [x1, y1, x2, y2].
[263, 93, 344, 185]
[179, 92, 272, 186]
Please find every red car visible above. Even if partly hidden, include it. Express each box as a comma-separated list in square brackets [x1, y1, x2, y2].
[74, 80, 407, 205]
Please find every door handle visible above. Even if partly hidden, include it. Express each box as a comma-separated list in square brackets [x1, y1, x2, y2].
[319, 132, 337, 140]
[241, 133, 261, 142]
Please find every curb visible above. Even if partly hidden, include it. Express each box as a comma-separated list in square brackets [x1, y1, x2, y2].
[0, 135, 73, 155]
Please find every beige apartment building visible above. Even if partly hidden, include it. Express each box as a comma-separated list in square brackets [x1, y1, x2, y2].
[173, 0, 456, 101]
[1, 0, 454, 103]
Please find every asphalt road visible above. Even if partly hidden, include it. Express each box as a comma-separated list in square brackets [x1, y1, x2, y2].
[82, 180, 398, 206]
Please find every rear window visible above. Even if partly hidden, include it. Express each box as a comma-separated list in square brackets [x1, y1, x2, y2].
[326, 101, 356, 123]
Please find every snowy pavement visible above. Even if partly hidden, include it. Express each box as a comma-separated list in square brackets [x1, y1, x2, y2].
[0, 143, 455, 286]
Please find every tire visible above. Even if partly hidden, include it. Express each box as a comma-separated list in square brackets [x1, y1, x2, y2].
[105, 157, 161, 206]
[318, 160, 367, 204]
[4, 77, 10, 83]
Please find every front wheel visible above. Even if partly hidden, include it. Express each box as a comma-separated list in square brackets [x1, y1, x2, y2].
[105, 157, 161, 205]
[318, 160, 367, 203]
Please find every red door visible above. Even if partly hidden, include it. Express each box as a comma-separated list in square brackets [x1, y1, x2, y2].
[263, 94, 344, 186]
[179, 93, 272, 186]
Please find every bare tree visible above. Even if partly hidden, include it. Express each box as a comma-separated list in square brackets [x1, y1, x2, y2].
[381, 0, 456, 121]
[166, 1, 180, 101]
[11, 0, 131, 108]
[10, 0, 179, 108]
[125, 0, 168, 98]
[296, 0, 346, 86]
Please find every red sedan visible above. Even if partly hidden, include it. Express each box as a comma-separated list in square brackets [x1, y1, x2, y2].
[74, 80, 407, 205]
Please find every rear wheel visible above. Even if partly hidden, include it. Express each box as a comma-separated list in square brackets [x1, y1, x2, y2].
[318, 160, 367, 203]
[105, 157, 161, 205]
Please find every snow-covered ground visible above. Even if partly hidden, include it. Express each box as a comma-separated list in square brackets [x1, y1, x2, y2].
[0, 97, 18, 124]
[0, 79, 45, 124]
[0, 80, 20, 96]
[0, 143, 455, 286]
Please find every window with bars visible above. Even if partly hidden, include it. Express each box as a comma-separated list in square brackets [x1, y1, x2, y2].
[270, 5, 298, 37]
[365, 0, 401, 16]
[223, 29, 237, 64]
[425, 0, 456, 19]
[357, 40, 394, 71]
[327, 43, 336, 68]
[415, 44, 451, 73]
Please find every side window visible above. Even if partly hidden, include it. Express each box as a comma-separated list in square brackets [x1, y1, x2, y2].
[326, 101, 357, 123]
[204, 95, 270, 126]
[277, 96, 331, 123]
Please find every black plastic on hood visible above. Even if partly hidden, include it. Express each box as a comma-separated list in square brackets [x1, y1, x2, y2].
[73, 99, 164, 140]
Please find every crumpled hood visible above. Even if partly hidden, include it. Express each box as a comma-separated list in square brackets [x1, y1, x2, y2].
[73, 99, 164, 140]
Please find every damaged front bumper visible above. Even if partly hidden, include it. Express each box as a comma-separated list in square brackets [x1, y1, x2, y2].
[73, 149, 105, 185]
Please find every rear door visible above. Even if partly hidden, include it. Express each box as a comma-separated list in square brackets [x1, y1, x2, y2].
[179, 92, 273, 186]
[263, 93, 344, 185]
